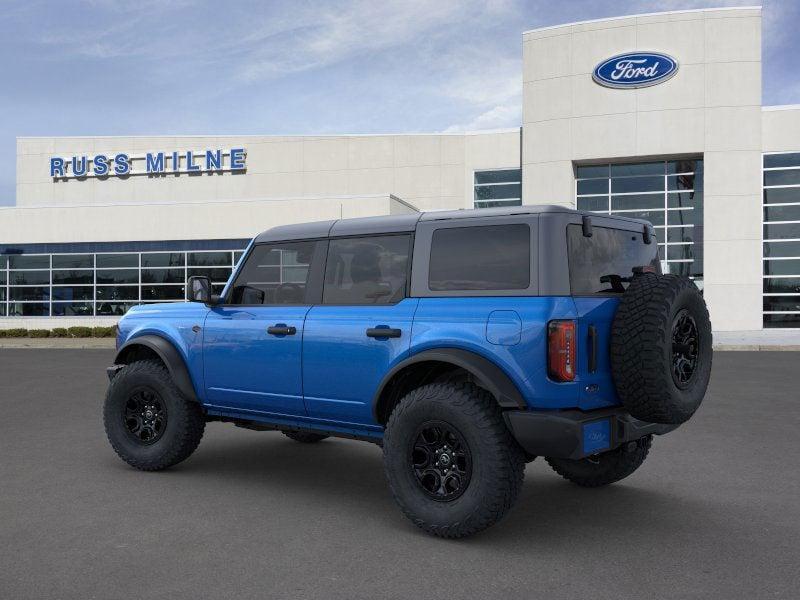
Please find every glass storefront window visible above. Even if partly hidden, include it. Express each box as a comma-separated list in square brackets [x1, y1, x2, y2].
[763, 152, 800, 328]
[473, 169, 522, 208]
[9, 271, 50, 285]
[9, 287, 50, 301]
[9, 255, 49, 269]
[52, 270, 93, 284]
[96, 286, 139, 301]
[52, 302, 94, 316]
[96, 302, 136, 316]
[576, 159, 704, 280]
[187, 267, 232, 282]
[97, 254, 138, 268]
[52, 254, 93, 269]
[141, 253, 184, 268]
[8, 303, 49, 316]
[52, 286, 93, 301]
[188, 252, 231, 267]
[141, 285, 185, 301]
[96, 269, 138, 284]
[142, 268, 184, 284]
[0, 246, 248, 319]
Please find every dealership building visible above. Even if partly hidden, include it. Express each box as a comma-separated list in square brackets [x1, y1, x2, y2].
[1, 5, 799, 332]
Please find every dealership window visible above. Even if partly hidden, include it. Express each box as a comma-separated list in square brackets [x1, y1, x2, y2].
[0, 248, 245, 318]
[576, 159, 703, 284]
[474, 169, 522, 209]
[763, 152, 800, 328]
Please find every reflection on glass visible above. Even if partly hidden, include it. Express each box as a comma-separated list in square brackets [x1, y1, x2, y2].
[52, 302, 94, 316]
[9, 255, 49, 269]
[52, 254, 93, 269]
[97, 254, 138, 268]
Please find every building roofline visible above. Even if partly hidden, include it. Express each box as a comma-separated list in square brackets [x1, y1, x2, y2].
[16, 128, 521, 141]
[522, 5, 761, 36]
[763, 104, 800, 112]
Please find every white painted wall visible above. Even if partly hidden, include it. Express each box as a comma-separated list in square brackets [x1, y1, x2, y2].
[17, 131, 521, 213]
[0, 194, 416, 245]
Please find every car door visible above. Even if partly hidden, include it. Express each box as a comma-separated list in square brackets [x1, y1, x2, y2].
[203, 239, 326, 417]
[302, 234, 417, 427]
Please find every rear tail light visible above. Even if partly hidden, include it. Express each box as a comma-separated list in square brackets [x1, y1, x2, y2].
[548, 320, 576, 382]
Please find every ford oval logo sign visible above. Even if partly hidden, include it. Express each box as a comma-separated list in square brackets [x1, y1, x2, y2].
[593, 52, 678, 89]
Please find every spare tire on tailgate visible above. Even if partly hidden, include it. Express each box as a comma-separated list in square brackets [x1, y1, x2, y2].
[610, 273, 712, 425]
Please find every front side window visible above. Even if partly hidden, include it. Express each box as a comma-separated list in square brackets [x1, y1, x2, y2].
[429, 224, 530, 291]
[230, 241, 317, 305]
[323, 235, 410, 305]
[567, 225, 659, 295]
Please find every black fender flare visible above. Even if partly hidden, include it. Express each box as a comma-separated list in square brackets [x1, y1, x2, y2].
[114, 334, 199, 402]
[372, 348, 526, 419]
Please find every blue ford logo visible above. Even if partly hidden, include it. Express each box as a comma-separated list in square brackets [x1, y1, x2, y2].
[593, 52, 678, 89]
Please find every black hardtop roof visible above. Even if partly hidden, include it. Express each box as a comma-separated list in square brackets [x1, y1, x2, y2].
[253, 205, 648, 243]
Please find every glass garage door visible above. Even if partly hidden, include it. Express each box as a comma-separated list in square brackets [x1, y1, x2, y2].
[763, 153, 800, 328]
[575, 159, 703, 285]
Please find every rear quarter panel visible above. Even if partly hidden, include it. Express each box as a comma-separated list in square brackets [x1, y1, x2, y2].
[411, 297, 585, 409]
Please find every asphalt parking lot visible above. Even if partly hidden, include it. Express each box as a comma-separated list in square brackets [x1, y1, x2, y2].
[1, 350, 799, 599]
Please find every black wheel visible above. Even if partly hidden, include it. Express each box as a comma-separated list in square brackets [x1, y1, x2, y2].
[282, 430, 329, 443]
[611, 273, 713, 424]
[383, 381, 525, 538]
[546, 435, 652, 487]
[103, 360, 205, 471]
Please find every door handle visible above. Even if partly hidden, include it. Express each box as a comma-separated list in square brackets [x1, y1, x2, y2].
[267, 324, 297, 336]
[366, 327, 402, 339]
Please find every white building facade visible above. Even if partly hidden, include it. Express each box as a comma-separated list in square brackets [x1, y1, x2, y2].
[2, 6, 799, 331]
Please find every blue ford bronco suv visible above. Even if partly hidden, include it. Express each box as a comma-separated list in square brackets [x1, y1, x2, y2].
[104, 206, 712, 538]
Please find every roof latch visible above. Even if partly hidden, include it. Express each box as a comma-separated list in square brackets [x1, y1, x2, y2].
[582, 215, 593, 238]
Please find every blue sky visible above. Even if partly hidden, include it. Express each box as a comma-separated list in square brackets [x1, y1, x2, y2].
[1, 0, 798, 206]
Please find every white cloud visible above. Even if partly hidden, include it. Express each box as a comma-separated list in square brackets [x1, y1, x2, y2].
[442, 103, 521, 132]
[235, 0, 482, 82]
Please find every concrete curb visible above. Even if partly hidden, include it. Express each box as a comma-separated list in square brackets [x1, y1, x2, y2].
[0, 339, 116, 349]
[713, 344, 800, 351]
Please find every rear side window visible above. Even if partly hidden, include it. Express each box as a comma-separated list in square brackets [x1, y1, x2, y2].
[230, 241, 318, 305]
[428, 224, 530, 291]
[323, 235, 410, 305]
[567, 224, 659, 294]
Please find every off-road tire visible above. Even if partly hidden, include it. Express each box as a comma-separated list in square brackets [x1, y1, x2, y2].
[611, 273, 712, 424]
[546, 435, 652, 487]
[383, 381, 525, 538]
[103, 359, 205, 471]
[282, 430, 329, 443]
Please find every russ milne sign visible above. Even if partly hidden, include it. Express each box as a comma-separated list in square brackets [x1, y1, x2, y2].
[50, 148, 246, 179]
[592, 52, 678, 89]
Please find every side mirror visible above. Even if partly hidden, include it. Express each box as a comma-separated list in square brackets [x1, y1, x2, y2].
[187, 276, 213, 304]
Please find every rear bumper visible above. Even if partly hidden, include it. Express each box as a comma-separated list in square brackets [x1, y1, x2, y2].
[504, 407, 678, 461]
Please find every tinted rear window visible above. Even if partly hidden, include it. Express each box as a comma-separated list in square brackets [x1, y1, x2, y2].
[567, 224, 659, 294]
[429, 224, 530, 291]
